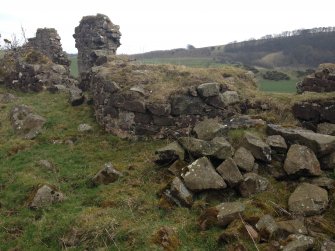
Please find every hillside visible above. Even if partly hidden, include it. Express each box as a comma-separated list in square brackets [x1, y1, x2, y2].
[132, 27, 335, 68]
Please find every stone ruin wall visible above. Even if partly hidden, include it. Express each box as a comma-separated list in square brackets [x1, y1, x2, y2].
[1, 28, 76, 92]
[27, 28, 70, 67]
[91, 71, 242, 139]
[73, 14, 121, 77]
[297, 64, 335, 93]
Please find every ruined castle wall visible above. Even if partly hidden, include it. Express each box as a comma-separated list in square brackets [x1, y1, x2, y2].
[73, 14, 121, 75]
[27, 28, 70, 67]
[90, 67, 242, 139]
[297, 64, 335, 93]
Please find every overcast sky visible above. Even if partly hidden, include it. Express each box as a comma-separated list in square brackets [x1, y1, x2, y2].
[1, 0, 334, 54]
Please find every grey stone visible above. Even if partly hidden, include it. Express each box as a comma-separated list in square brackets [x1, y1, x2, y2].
[73, 14, 121, 74]
[222, 115, 266, 130]
[283, 144, 321, 176]
[181, 157, 226, 191]
[220, 91, 240, 106]
[170, 177, 193, 207]
[10, 105, 46, 140]
[310, 176, 335, 190]
[216, 202, 245, 227]
[178, 136, 233, 160]
[255, 214, 280, 239]
[28, 28, 70, 66]
[317, 122, 335, 136]
[197, 82, 220, 97]
[282, 234, 315, 251]
[78, 123, 93, 132]
[233, 147, 255, 172]
[216, 158, 243, 187]
[238, 173, 269, 197]
[69, 87, 85, 106]
[193, 118, 227, 141]
[0, 93, 16, 103]
[242, 132, 271, 162]
[288, 183, 328, 216]
[38, 160, 57, 172]
[92, 162, 123, 185]
[277, 219, 308, 236]
[147, 103, 171, 116]
[29, 185, 64, 209]
[266, 135, 287, 153]
[267, 124, 335, 157]
[321, 240, 335, 251]
[170, 95, 210, 116]
[168, 160, 187, 177]
[155, 141, 185, 164]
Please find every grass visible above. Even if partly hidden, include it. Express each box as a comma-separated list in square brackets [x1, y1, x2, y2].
[69, 55, 78, 78]
[258, 78, 298, 93]
[0, 63, 334, 249]
[0, 86, 235, 250]
[136, 57, 224, 68]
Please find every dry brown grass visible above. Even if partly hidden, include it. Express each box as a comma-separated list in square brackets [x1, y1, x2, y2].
[96, 56, 257, 102]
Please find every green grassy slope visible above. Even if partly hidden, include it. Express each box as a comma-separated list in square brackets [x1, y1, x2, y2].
[0, 87, 228, 250]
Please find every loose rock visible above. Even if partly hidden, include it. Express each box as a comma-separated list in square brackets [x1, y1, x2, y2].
[282, 234, 315, 251]
[216, 202, 245, 227]
[155, 141, 185, 164]
[283, 144, 321, 177]
[69, 87, 85, 106]
[92, 162, 123, 185]
[242, 132, 271, 162]
[266, 135, 287, 154]
[317, 122, 335, 136]
[288, 183, 328, 216]
[216, 158, 243, 187]
[10, 105, 46, 140]
[238, 173, 269, 197]
[197, 82, 220, 97]
[181, 157, 227, 191]
[193, 118, 227, 141]
[170, 177, 193, 207]
[255, 214, 280, 240]
[29, 185, 64, 208]
[233, 147, 255, 172]
[78, 123, 93, 132]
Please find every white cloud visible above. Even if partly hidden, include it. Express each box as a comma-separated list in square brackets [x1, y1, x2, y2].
[0, 0, 334, 54]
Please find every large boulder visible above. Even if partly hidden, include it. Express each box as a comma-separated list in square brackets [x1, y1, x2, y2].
[238, 173, 269, 197]
[193, 118, 227, 141]
[216, 158, 243, 187]
[242, 132, 271, 162]
[216, 202, 245, 227]
[92, 162, 123, 185]
[178, 137, 234, 160]
[267, 124, 335, 157]
[181, 157, 227, 191]
[233, 147, 255, 172]
[283, 144, 322, 177]
[29, 185, 64, 208]
[288, 183, 328, 216]
[10, 105, 46, 140]
[266, 135, 287, 154]
[155, 142, 185, 164]
[197, 82, 220, 97]
[219, 91, 240, 106]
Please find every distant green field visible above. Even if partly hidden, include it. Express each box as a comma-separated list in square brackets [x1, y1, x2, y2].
[69, 56, 78, 78]
[136, 57, 222, 68]
[258, 79, 298, 93]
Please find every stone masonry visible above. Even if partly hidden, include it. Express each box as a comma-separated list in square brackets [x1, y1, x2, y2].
[27, 28, 70, 67]
[73, 14, 121, 75]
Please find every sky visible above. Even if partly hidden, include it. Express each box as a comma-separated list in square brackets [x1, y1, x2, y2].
[0, 0, 334, 55]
